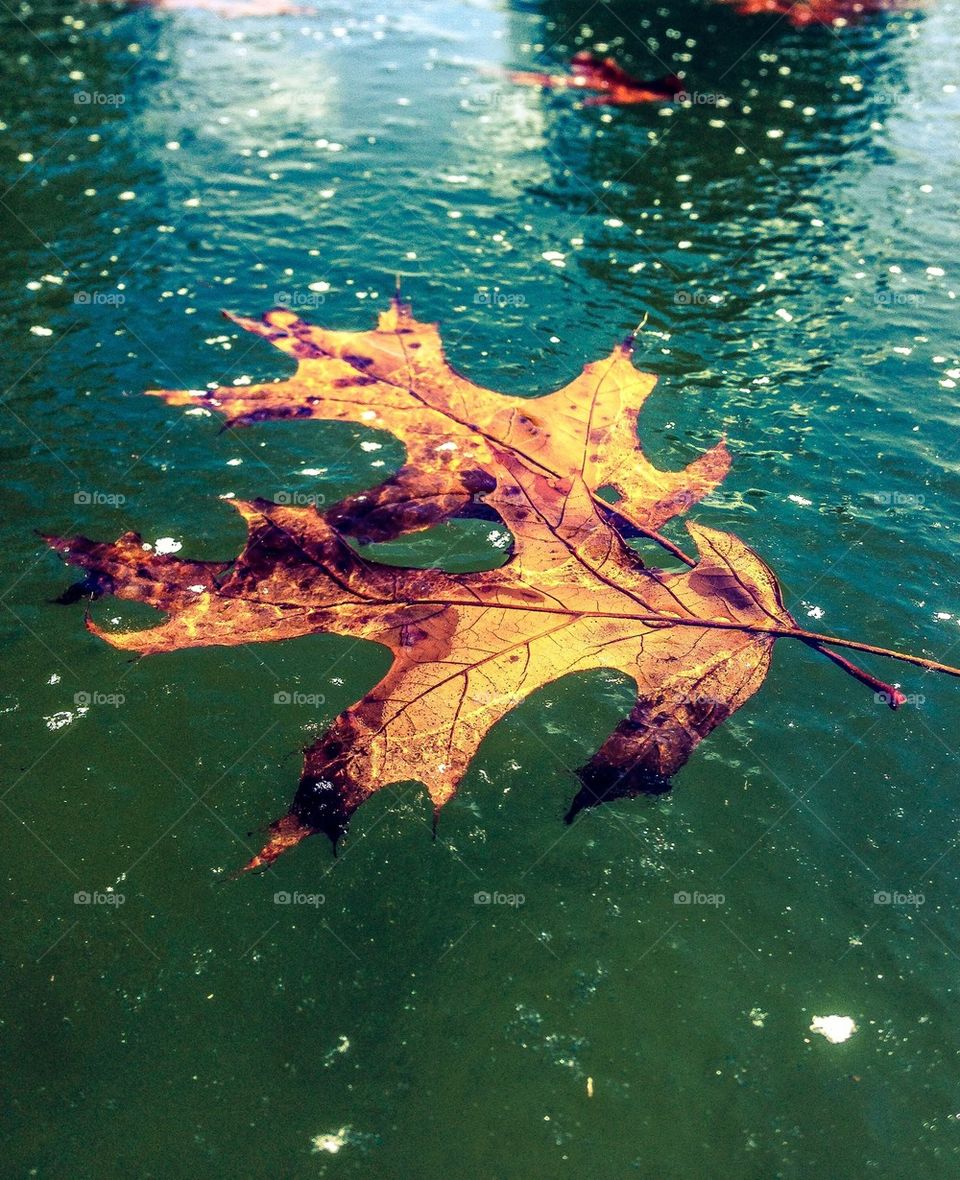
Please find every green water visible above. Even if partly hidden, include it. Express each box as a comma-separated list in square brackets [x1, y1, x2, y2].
[3, 0, 960, 1175]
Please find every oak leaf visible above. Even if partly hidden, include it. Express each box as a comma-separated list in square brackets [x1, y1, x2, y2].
[717, 0, 922, 25]
[509, 53, 684, 106]
[49, 297, 959, 869]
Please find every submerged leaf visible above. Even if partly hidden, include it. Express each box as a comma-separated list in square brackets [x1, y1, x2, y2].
[717, 0, 924, 25]
[509, 53, 684, 107]
[49, 296, 959, 868]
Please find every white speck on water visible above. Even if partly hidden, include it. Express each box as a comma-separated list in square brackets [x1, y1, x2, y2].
[806, 605, 825, 620]
[749, 1007, 768, 1028]
[226, 458, 242, 466]
[926, 266, 945, 277]
[788, 494, 812, 506]
[775, 308, 793, 323]
[810, 1014, 856, 1043]
[311, 1127, 352, 1154]
[322, 1034, 351, 1067]
[30, 326, 53, 336]
[154, 537, 182, 555]
[360, 441, 382, 452]
[308, 281, 330, 293]
[45, 708, 87, 732]
[47, 673, 61, 685]
[300, 468, 326, 476]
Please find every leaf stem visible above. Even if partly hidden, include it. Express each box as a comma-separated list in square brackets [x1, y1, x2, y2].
[639, 615, 960, 678]
[798, 642, 904, 706]
[777, 625, 960, 678]
[600, 508, 922, 701]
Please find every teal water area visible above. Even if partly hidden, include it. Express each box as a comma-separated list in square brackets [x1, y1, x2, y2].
[2, 0, 960, 1174]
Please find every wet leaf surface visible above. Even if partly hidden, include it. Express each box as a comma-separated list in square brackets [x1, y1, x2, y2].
[49, 298, 959, 868]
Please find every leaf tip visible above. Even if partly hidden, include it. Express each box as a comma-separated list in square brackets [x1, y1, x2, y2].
[242, 813, 318, 872]
[566, 759, 673, 824]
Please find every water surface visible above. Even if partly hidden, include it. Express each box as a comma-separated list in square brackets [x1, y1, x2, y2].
[3, 0, 960, 1175]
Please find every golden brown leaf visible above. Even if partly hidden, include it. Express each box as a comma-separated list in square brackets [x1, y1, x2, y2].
[49, 297, 960, 869]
